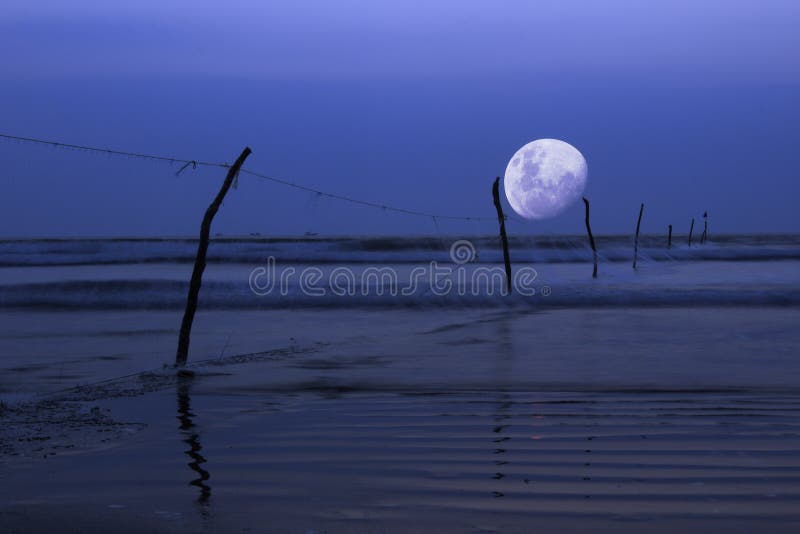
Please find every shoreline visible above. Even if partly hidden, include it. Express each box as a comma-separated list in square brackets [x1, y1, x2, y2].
[3, 305, 800, 532]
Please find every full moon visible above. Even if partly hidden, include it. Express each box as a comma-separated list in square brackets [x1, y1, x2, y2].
[504, 139, 588, 220]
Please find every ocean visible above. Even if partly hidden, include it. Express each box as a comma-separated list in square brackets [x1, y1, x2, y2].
[1, 234, 799, 310]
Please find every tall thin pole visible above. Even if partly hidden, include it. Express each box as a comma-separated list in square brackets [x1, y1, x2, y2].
[176, 147, 252, 366]
[668, 224, 673, 249]
[633, 203, 644, 269]
[689, 218, 695, 247]
[492, 177, 512, 294]
[582, 197, 598, 278]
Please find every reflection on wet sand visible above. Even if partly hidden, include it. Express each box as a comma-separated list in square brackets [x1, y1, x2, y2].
[176, 375, 211, 513]
[491, 393, 512, 498]
[490, 316, 515, 498]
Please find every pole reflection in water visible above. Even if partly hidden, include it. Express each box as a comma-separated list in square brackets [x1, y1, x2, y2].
[176, 374, 212, 513]
[490, 315, 515, 498]
[492, 393, 512, 498]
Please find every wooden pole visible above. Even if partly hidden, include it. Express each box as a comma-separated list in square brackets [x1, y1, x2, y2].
[176, 147, 252, 367]
[492, 177, 512, 294]
[633, 203, 644, 269]
[688, 218, 695, 247]
[582, 197, 598, 279]
[701, 211, 708, 244]
[668, 224, 673, 249]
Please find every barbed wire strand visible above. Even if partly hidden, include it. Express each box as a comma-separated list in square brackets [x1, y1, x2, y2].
[0, 132, 495, 222]
[0, 133, 229, 169]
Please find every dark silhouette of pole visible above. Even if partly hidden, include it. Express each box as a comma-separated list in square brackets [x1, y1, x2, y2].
[689, 218, 695, 247]
[633, 203, 644, 269]
[701, 211, 708, 244]
[492, 177, 512, 294]
[668, 224, 673, 249]
[176, 147, 252, 366]
[582, 197, 598, 279]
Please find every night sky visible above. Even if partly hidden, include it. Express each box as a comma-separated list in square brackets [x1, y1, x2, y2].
[1, 0, 798, 236]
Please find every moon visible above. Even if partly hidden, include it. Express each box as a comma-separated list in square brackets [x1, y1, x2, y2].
[503, 139, 588, 220]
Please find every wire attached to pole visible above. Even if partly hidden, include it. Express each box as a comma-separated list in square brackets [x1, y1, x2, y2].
[0, 132, 495, 223]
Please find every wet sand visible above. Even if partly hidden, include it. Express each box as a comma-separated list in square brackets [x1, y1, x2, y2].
[2, 307, 800, 532]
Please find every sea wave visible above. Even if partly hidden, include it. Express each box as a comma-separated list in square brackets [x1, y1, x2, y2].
[1, 235, 799, 266]
[1, 279, 798, 310]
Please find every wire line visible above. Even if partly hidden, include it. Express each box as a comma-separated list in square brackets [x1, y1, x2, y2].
[0, 132, 494, 222]
[0, 133, 229, 168]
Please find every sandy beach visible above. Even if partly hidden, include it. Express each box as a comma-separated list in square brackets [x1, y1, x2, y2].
[2, 304, 800, 533]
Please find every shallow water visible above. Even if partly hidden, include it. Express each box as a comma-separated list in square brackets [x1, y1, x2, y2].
[1, 307, 799, 400]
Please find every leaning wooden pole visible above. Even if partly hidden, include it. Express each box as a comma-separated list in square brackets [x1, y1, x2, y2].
[176, 147, 252, 367]
[688, 218, 695, 247]
[633, 203, 644, 269]
[668, 224, 673, 249]
[582, 197, 598, 279]
[492, 177, 512, 294]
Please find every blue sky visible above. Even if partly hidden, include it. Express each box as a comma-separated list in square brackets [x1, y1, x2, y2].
[1, 0, 798, 236]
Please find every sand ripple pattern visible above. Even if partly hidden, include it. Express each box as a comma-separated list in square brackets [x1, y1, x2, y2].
[232, 391, 800, 527]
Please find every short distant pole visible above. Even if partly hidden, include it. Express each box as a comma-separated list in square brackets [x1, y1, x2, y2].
[701, 211, 708, 244]
[633, 203, 644, 269]
[176, 147, 252, 367]
[582, 197, 598, 278]
[667, 224, 673, 249]
[688, 218, 695, 247]
[492, 177, 512, 294]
